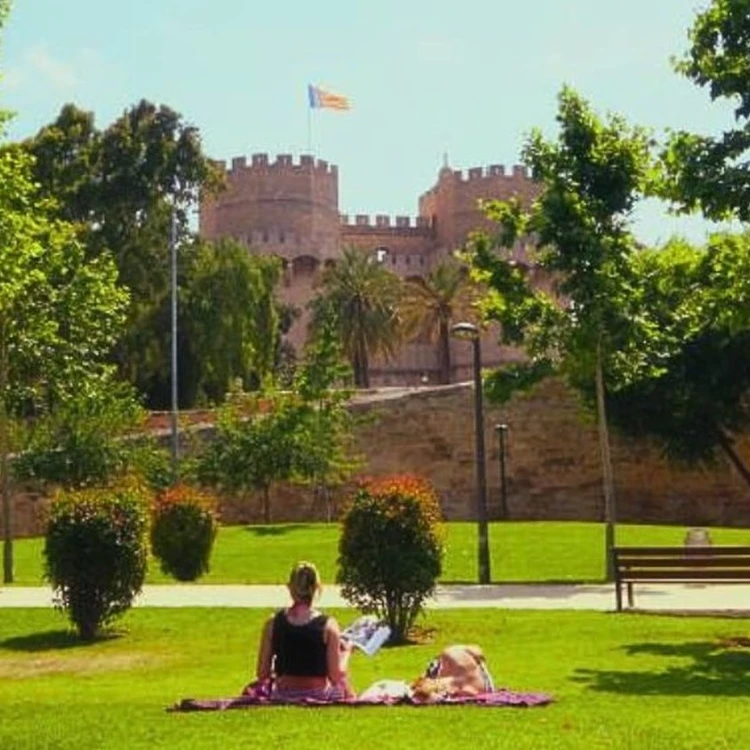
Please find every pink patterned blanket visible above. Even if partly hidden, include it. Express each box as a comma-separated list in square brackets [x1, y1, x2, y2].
[169, 686, 552, 712]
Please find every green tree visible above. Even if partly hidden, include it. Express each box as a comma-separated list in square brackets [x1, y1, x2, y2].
[22, 101, 222, 408]
[0, 146, 128, 582]
[179, 238, 281, 404]
[400, 260, 476, 385]
[309, 247, 403, 388]
[660, 0, 750, 222]
[598, 233, 750, 486]
[466, 87, 653, 579]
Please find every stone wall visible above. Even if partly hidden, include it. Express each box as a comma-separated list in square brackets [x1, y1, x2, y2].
[7, 379, 750, 537]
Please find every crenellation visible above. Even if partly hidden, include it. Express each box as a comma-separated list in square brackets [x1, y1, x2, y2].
[376, 215, 390, 227]
[468, 167, 484, 180]
[251, 153, 269, 167]
[487, 164, 505, 176]
[355, 214, 370, 226]
[396, 216, 410, 228]
[339, 214, 349, 224]
[231, 156, 247, 170]
[416, 216, 431, 228]
[275, 154, 293, 167]
[316, 159, 328, 171]
[512, 164, 528, 178]
[300, 154, 314, 167]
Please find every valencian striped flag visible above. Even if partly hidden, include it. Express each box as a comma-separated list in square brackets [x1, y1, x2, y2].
[308, 84, 352, 111]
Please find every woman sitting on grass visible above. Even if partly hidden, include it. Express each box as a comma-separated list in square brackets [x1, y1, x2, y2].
[255, 561, 354, 701]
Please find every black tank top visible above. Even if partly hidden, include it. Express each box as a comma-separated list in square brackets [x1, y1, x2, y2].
[271, 610, 329, 677]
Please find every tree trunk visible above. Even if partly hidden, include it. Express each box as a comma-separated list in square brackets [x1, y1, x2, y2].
[356, 339, 370, 389]
[717, 429, 750, 491]
[262, 485, 271, 524]
[0, 320, 12, 584]
[437, 319, 451, 385]
[595, 338, 617, 582]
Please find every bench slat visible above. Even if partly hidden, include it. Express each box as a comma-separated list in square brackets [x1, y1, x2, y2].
[618, 569, 750, 581]
[617, 557, 750, 568]
[614, 546, 750, 556]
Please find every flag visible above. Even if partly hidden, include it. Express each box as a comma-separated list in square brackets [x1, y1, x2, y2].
[308, 84, 351, 111]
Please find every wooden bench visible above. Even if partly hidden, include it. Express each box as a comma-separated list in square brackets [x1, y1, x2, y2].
[612, 546, 750, 611]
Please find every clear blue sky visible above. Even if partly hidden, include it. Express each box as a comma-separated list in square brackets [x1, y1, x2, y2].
[0, 0, 738, 244]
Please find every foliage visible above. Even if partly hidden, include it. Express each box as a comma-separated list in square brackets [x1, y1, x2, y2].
[659, 0, 750, 221]
[179, 238, 281, 404]
[43, 482, 150, 640]
[21, 101, 222, 408]
[150, 484, 218, 581]
[400, 260, 476, 384]
[588, 233, 750, 481]
[197, 322, 358, 522]
[466, 87, 654, 578]
[0, 121, 128, 582]
[12, 374, 151, 489]
[309, 247, 403, 388]
[337, 475, 444, 643]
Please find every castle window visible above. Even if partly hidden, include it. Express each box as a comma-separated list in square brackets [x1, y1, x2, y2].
[262, 231, 269, 243]
[375, 246, 390, 264]
[405, 256, 411, 266]
[280, 231, 286, 243]
[419, 256, 424, 266]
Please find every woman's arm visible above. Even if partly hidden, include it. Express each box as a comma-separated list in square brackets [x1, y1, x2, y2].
[256, 616, 275, 683]
[325, 617, 354, 697]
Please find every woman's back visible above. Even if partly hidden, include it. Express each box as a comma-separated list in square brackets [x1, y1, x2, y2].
[271, 610, 329, 677]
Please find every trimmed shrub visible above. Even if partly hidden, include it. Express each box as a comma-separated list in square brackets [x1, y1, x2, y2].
[150, 485, 219, 581]
[44, 483, 150, 640]
[337, 474, 444, 644]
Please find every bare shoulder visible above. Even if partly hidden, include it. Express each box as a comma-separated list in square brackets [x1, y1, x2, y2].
[325, 615, 341, 634]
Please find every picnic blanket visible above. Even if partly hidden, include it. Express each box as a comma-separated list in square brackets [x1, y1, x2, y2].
[169, 683, 552, 712]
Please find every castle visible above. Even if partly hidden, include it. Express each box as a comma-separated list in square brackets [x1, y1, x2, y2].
[199, 153, 539, 384]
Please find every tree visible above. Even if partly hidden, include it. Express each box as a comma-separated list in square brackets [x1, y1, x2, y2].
[400, 260, 476, 384]
[179, 238, 281, 404]
[309, 247, 403, 388]
[597, 233, 750, 486]
[466, 87, 653, 579]
[660, 0, 750, 223]
[22, 101, 222, 407]
[0, 146, 128, 582]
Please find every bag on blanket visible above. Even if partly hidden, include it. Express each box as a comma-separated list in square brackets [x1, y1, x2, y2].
[410, 644, 494, 703]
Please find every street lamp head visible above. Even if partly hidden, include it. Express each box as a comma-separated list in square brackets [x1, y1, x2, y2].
[495, 423, 508, 433]
[451, 321, 479, 340]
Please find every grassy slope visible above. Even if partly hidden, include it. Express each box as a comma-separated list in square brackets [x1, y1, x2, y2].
[11, 521, 750, 586]
[1, 608, 750, 749]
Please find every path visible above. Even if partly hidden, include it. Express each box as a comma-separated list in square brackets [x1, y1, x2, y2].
[2, 582, 750, 611]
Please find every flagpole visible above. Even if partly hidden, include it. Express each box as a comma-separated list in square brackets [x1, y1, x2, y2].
[307, 104, 312, 155]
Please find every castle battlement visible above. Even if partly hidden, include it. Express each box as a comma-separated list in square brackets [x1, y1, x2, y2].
[212, 153, 337, 177]
[452, 163, 530, 182]
[339, 214, 432, 230]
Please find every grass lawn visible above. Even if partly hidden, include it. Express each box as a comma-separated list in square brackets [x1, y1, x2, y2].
[11, 521, 750, 587]
[1, 607, 750, 748]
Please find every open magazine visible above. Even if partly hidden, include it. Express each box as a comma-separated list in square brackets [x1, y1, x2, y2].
[341, 615, 391, 656]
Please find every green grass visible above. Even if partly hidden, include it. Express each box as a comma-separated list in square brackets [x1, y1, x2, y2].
[1, 607, 750, 748]
[11, 521, 750, 587]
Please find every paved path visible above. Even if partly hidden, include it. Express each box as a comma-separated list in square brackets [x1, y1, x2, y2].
[2, 582, 750, 611]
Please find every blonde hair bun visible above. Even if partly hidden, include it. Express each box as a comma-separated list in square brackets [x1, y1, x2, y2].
[288, 561, 321, 604]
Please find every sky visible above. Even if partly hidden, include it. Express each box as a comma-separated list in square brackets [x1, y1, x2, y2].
[0, 0, 740, 245]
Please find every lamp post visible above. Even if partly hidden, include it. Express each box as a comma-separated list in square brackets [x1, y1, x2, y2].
[451, 321, 491, 584]
[495, 423, 509, 520]
[169, 207, 179, 481]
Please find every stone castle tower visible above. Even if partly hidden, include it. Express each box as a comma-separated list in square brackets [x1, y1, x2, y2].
[199, 153, 538, 384]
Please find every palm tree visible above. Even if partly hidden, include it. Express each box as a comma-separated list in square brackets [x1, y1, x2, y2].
[401, 260, 475, 385]
[309, 247, 403, 388]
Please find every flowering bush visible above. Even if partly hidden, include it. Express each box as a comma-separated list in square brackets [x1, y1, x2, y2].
[150, 485, 219, 581]
[337, 474, 444, 644]
[44, 482, 150, 640]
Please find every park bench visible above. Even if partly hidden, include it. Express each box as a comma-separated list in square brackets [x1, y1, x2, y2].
[612, 546, 750, 611]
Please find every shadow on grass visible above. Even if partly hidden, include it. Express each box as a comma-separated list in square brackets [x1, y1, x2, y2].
[573, 640, 750, 697]
[0, 630, 121, 653]
[243, 524, 317, 537]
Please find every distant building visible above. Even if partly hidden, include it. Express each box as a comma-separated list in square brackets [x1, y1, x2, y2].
[199, 153, 539, 385]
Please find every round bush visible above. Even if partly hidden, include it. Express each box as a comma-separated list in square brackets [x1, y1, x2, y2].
[44, 483, 150, 641]
[150, 485, 219, 581]
[337, 474, 444, 644]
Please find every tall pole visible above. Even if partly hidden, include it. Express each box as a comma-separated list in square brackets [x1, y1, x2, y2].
[170, 207, 179, 481]
[471, 336, 491, 584]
